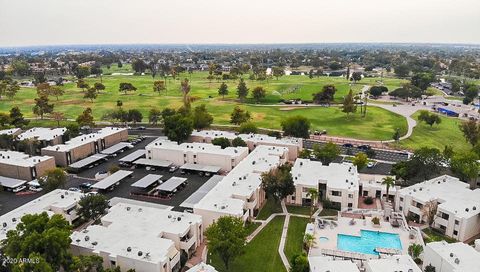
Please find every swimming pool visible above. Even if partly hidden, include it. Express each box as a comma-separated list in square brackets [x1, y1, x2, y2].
[337, 230, 402, 255]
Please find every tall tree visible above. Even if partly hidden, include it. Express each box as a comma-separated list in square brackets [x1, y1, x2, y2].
[84, 87, 98, 102]
[450, 151, 480, 189]
[418, 111, 441, 127]
[230, 106, 251, 125]
[153, 80, 166, 95]
[33, 94, 54, 119]
[342, 89, 357, 116]
[252, 86, 266, 102]
[459, 120, 480, 146]
[9, 106, 29, 127]
[163, 113, 193, 143]
[76, 79, 89, 92]
[218, 82, 229, 99]
[192, 104, 213, 129]
[49, 86, 65, 101]
[127, 109, 143, 125]
[93, 82, 105, 93]
[272, 66, 284, 80]
[281, 115, 310, 138]
[306, 188, 319, 221]
[312, 84, 337, 105]
[381, 176, 396, 199]
[236, 78, 249, 102]
[180, 78, 191, 109]
[211, 137, 231, 149]
[313, 142, 340, 165]
[148, 108, 162, 125]
[77, 194, 109, 222]
[205, 216, 247, 271]
[352, 152, 368, 170]
[118, 82, 137, 95]
[238, 122, 258, 134]
[76, 107, 95, 127]
[51, 112, 66, 127]
[39, 168, 67, 191]
[261, 163, 295, 202]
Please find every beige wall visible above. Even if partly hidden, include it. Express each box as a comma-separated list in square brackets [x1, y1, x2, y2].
[0, 157, 55, 181]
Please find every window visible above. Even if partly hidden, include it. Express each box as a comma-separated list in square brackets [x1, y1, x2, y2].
[348, 203, 353, 208]
[453, 230, 458, 236]
[399, 206, 403, 211]
[193, 155, 196, 158]
[400, 197, 404, 202]
[291, 196, 296, 201]
[440, 213, 449, 220]
[184, 154, 186, 157]
[331, 191, 341, 197]
[348, 194, 353, 198]
[455, 220, 459, 225]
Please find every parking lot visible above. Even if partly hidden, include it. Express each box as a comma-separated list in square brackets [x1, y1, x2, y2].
[0, 136, 211, 215]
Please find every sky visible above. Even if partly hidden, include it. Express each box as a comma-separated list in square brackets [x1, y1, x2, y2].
[1, 0, 479, 47]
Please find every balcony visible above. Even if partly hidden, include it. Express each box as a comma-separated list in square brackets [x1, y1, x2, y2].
[245, 197, 258, 210]
[170, 252, 180, 268]
[180, 236, 195, 250]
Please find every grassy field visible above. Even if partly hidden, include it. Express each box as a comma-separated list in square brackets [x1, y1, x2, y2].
[396, 112, 470, 152]
[209, 216, 286, 272]
[257, 199, 283, 220]
[319, 208, 339, 217]
[284, 217, 310, 263]
[0, 72, 408, 141]
[423, 228, 457, 243]
[286, 205, 314, 216]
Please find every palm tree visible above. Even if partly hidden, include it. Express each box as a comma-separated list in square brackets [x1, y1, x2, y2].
[408, 243, 423, 261]
[304, 233, 316, 251]
[381, 176, 396, 200]
[306, 188, 319, 221]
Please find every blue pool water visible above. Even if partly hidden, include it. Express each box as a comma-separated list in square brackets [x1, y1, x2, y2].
[337, 230, 402, 255]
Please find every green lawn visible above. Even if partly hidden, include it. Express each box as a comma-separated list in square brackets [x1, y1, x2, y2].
[423, 228, 457, 243]
[319, 209, 339, 217]
[396, 112, 470, 152]
[209, 216, 286, 272]
[286, 205, 314, 216]
[257, 199, 283, 220]
[245, 221, 261, 236]
[0, 72, 408, 141]
[284, 217, 310, 263]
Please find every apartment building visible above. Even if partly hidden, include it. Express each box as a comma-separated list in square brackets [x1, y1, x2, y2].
[359, 173, 397, 200]
[71, 200, 203, 272]
[190, 130, 303, 161]
[194, 145, 289, 227]
[286, 159, 359, 210]
[0, 150, 55, 181]
[365, 255, 421, 272]
[17, 127, 67, 147]
[423, 241, 479, 272]
[41, 127, 128, 166]
[0, 128, 21, 137]
[0, 189, 84, 240]
[145, 138, 249, 172]
[395, 175, 480, 242]
[187, 263, 217, 272]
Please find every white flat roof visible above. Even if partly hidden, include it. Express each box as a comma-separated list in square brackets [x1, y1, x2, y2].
[42, 127, 126, 152]
[0, 150, 52, 167]
[180, 163, 221, 173]
[17, 127, 66, 142]
[133, 158, 172, 168]
[0, 189, 84, 240]
[147, 139, 248, 157]
[91, 170, 132, 190]
[308, 256, 360, 272]
[69, 154, 108, 169]
[398, 175, 480, 218]
[71, 201, 201, 264]
[187, 262, 218, 272]
[181, 175, 223, 209]
[156, 177, 187, 192]
[426, 241, 479, 271]
[365, 255, 421, 272]
[131, 174, 163, 189]
[0, 128, 21, 136]
[191, 130, 302, 147]
[291, 159, 359, 190]
[194, 145, 288, 215]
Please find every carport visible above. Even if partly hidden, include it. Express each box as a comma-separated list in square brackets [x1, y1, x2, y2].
[131, 174, 163, 190]
[180, 175, 223, 210]
[179, 163, 221, 174]
[0, 176, 27, 191]
[91, 170, 133, 191]
[155, 177, 187, 195]
[133, 158, 172, 169]
[119, 149, 145, 165]
[69, 154, 109, 171]
[100, 142, 133, 155]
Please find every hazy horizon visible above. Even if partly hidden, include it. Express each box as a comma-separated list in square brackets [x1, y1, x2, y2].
[1, 0, 479, 47]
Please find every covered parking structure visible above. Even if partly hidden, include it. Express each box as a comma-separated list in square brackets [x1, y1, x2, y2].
[68, 154, 108, 172]
[130, 174, 163, 194]
[100, 142, 133, 156]
[179, 163, 221, 175]
[180, 175, 223, 210]
[133, 158, 172, 169]
[118, 149, 145, 166]
[154, 177, 187, 197]
[0, 176, 27, 191]
[91, 170, 133, 191]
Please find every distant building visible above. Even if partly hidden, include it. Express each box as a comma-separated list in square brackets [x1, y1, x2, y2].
[365, 255, 421, 272]
[308, 256, 360, 272]
[194, 145, 289, 227]
[0, 189, 84, 240]
[145, 138, 249, 172]
[190, 130, 302, 161]
[395, 175, 480, 242]
[286, 159, 359, 210]
[41, 127, 128, 166]
[0, 150, 55, 181]
[0, 128, 22, 137]
[71, 200, 203, 272]
[423, 241, 480, 272]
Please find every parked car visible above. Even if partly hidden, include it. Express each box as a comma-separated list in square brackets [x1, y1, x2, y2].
[169, 166, 178, 173]
[13, 185, 26, 193]
[79, 182, 93, 190]
[86, 191, 99, 196]
[357, 145, 372, 151]
[367, 162, 376, 168]
[29, 186, 43, 192]
[180, 170, 186, 175]
[205, 172, 212, 177]
[68, 187, 82, 193]
[137, 126, 146, 130]
[342, 143, 354, 148]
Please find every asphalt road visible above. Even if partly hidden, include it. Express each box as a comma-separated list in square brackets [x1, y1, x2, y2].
[303, 139, 409, 163]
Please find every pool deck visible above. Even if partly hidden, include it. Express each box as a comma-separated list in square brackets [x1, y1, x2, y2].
[309, 216, 422, 257]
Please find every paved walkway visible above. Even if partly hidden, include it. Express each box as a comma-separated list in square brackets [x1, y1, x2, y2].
[278, 201, 291, 271]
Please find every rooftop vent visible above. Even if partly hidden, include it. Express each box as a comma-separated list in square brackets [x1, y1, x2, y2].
[92, 241, 98, 246]
[465, 208, 469, 212]
[2, 222, 7, 228]
[138, 251, 143, 256]
[76, 239, 80, 242]
[177, 217, 181, 221]
[84, 236, 90, 241]
[450, 253, 454, 257]
[126, 207, 131, 211]
[455, 258, 460, 264]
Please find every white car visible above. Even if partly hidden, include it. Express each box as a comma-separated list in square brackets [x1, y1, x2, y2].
[12, 185, 26, 193]
[86, 191, 99, 197]
[29, 186, 43, 192]
[367, 162, 376, 168]
[68, 187, 82, 192]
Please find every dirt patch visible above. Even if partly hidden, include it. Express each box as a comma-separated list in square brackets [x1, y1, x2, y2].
[56, 99, 85, 105]
[279, 107, 302, 111]
[252, 112, 266, 120]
